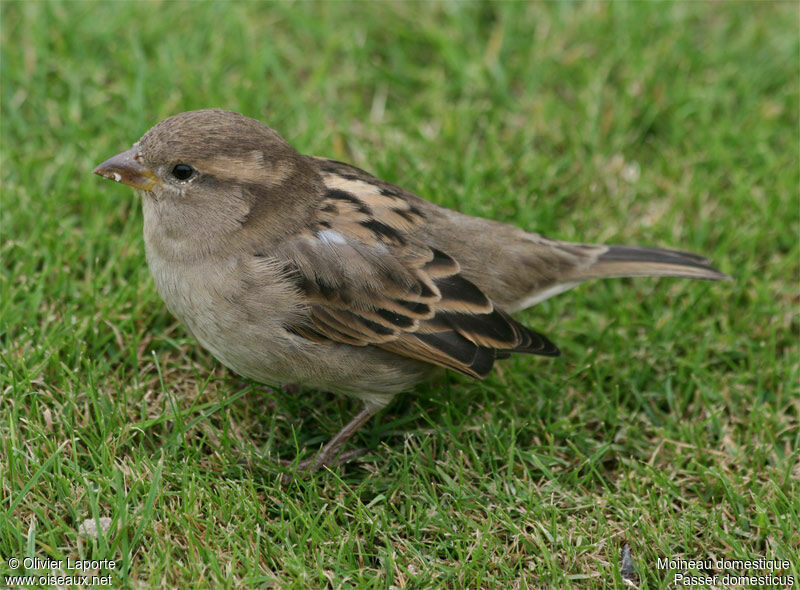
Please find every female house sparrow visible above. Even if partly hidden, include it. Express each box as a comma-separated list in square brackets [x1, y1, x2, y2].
[94, 109, 729, 474]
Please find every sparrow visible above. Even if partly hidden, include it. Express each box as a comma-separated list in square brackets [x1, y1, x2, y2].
[93, 109, 729, 475]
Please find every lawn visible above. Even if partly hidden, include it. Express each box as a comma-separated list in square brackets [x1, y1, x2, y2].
[1, 1, 798, 588]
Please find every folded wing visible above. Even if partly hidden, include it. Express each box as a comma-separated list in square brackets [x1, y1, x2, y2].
[269, 165, 559, 378]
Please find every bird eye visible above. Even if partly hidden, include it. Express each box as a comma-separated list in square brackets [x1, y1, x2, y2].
[171, 163, 195, 181]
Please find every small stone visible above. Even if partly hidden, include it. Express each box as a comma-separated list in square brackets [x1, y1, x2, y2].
[78, 517, 112, 537]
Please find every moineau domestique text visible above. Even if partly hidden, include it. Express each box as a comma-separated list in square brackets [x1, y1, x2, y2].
[21, 558, 116, 570]
[656, 558, 791, 571]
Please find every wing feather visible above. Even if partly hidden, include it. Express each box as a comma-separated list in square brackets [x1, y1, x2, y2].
[270, 159, 559, 378]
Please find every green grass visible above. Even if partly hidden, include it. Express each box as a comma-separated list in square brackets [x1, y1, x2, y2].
[1, 1, 798, 588]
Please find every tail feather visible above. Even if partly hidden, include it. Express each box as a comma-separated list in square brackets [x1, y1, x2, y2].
[581, 245, 731, 282]
[505, 242, 729, 312]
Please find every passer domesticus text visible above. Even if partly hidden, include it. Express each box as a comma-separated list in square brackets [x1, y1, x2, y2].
[94, 109, 729, 474]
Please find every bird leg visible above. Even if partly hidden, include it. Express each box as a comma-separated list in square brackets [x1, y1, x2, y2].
[281, 383, 300, 395]
[281, 404, 380, 479]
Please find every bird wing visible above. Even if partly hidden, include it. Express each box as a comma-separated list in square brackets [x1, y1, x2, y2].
[269, 159, 559, 378]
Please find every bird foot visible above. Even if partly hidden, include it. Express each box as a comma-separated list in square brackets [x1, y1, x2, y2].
[274, 405, 379, 482]
[276, 446, 369, 483]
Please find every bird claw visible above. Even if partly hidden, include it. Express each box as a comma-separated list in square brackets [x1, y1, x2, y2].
[275, 447, 369, 483]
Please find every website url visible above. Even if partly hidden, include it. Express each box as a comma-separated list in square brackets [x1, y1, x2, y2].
[5, 574, 112, 587]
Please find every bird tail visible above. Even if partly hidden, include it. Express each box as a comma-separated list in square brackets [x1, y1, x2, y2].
[504, 242, 729, 311]
[574, 245, 731, 282]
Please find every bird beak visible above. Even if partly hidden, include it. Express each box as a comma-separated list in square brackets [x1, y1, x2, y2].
[93, 147, 159, 190]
